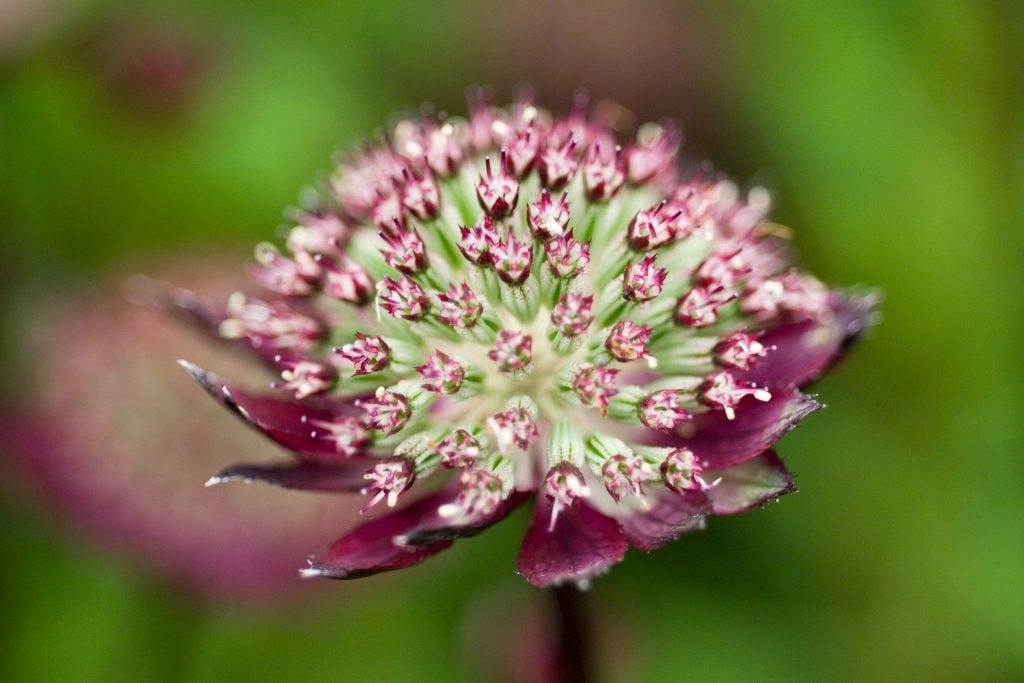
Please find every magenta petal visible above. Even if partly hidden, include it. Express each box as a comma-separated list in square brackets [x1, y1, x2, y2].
[207, 458, 376, 492]
[402, 490, 531, 545]
[640, 389, 820, 470]
[737, 291, 878, 389]
[179, 360, 366, 457]
[133, 277, 224, 335]
[516, 497, 628, 587]
[304, 492, 457, 579]
[620, 488, 710, 551]
[704, 450, 796, 515]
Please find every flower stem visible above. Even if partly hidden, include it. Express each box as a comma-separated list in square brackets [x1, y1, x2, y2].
[552, 584, 592, 683]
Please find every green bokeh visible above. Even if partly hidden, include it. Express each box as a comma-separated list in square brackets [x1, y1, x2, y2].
[1, 1, 1020, 681]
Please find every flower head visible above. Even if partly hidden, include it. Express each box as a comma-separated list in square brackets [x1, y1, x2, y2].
[178, 94, 876, 587]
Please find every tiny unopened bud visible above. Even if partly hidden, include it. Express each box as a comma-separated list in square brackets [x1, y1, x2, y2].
[379, 223, 428, 274]
[696, 251, 749, 289]
[550, 294, 594, 337]
[393, 119, 463, 176]
[252, 243, 319, 296]
[605, 321, 652, 362]
[436, 283, 483, 328]
[626, 122, 680, 185]
[369, 191, 405, 233]
[660, 448, 706, 493]
[602, 453, 658, 502]
[491, 233, 533, 285]
[666, 189, 711, 241]
[319, 256, 374, 305]
[676, 286, 733, 327]
[416, 350, 465, 394]
[505, 125, 540, 178]
[623, 254, 667, 302]
[638, 390, 691, 433]
[400, 167, 440, 220]
[358, 387, 411, 434]
[286, 212, 347, 255]
[476, 152, 519, 218]
[422, 121, 464, 176]
[583, 143, 625, 201]
[459, 216, 499, 266]
[436, 429, 482, 469]
[545, 232, 589, 279]
[572, 363, 619, 415]
[488, 330, 532, 374]
[627, 201, 678, 250]
[488, 407, 538, 451]
[538, 137, 579, 190]
[335, 333, 390, 375]
[379, 276, 429, 320]
[527, 190, 570, 241]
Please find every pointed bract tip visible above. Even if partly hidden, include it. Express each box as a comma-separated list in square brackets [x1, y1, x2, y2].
[177, 358, 201, 375]
[204, 472, 249, 487]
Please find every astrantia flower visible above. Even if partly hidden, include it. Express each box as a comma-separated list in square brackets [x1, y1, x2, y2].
[174, 94, 876, 588]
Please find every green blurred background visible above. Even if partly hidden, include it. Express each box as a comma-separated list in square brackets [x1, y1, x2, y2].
[1, 1, 1021, 681]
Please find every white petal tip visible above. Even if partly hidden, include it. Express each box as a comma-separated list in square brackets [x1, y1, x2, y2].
[177, 359, 201, 374]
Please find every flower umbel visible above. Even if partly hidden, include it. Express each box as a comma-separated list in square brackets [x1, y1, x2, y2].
[177, 93, 876, 588]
